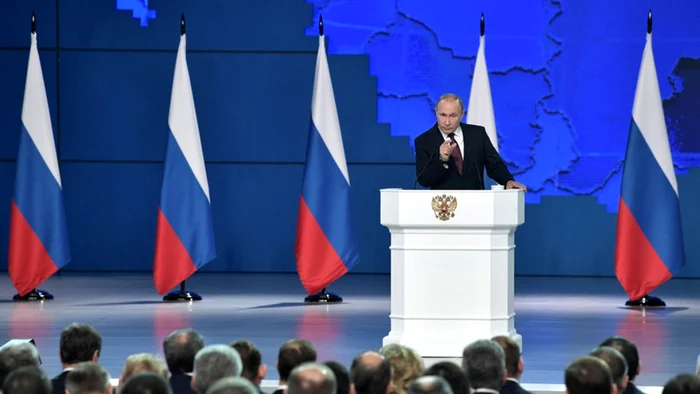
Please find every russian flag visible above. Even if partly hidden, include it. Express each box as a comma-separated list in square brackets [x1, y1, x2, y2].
[153, 29, 216, 295]
[466, 14, 498, 152]
[295, 27, 359, 295]
[615, 13, 685, 301]
[8, 29, 71, 297]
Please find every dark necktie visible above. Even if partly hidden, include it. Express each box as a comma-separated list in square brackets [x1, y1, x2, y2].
[448, 133, 463, 175]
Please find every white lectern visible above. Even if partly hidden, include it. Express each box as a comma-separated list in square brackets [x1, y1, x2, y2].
[380, 187, 525, 358]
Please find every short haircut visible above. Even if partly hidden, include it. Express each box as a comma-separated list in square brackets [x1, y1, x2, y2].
[193, 345, 242, 394]
[0, 342, 42, 387]
[599, 336, 640, 381]
[324, 361, 350, 394]
[350, 352, 392, 394]
[491, 336, 521, 378]
[288, 362, 336, 394]
[277, 339, 317, 381]
[589, 347, 628, 389]
[163, 328, 205, 374]
[230, 340, 262, 382]
[2, 366, 51, 394]
[60, 323, 102, 364]
[120, 372, 172, 394]
[461, 340, 506, 391]
[662, 374, 700, 394]
[207, 376, 259, 394]
[120, 353, 169, 383]
[564, 356, 613, 394]
[65, 362, 111, 394]
[407, 376, 453, 394]
[424, 362, 469, 394]
[436, 94, 464, 113]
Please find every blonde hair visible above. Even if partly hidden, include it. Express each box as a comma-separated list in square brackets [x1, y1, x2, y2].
[118, 353, 169, 390]
[379, 344, 424, 394]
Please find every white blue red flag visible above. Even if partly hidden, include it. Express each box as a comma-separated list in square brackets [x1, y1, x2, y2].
[295, 33, 359, 295]
[615, 16, 685, 300]
[466, 16, 499, 152]
[153, 31, 216, 294]
[8, 30, 71, 296]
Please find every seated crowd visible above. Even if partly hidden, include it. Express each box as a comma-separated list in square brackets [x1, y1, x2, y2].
[0, 323, 699, 394]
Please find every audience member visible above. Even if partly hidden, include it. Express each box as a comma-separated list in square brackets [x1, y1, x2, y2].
[564, 356, 615, 394]
[323, 361, 349, 394]
[379, 344, 423, 394]
[600, 337, 643, 394]
[0, 341, 42, 387]
[120, 372, 172, 394]
[423, 362, 469, 394]
[230, 340, 267, 394]
[118, 353, 169, 391]
[590, 347, 629, 393]
[2, 366, 51, 394]
[462, 340, 506, 393]
[53, 324, 102, 394]
[491, 336, 530, 394]
[191, 345, 243, 394]
[286, 362, 336, 394]
[407, 376, 453, 394]
[273, 340, 317, 394]
[662, 374, 700, 394]
[350, 351, 392, 394]
[164, 329, 205, 394]
[208, 377, 261, 394]
[65, 362, 112, 394]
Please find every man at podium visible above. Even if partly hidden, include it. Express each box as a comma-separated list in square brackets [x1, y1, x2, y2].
[414, 93, 526, 191]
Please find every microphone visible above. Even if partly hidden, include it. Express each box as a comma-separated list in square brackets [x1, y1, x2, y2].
[414, 153, 435, 189]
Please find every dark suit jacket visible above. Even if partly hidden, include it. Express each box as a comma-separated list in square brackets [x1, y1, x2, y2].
[51, 371, 70, 394]
[500, 380, 532, 394]
[625, 382, 645, 394]
[170, 373, 196, 394]
[414, 123, 514, 190]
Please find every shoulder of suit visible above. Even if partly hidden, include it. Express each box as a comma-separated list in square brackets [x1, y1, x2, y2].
[414, 124, 440, 142]
[461, 122, 486, 132]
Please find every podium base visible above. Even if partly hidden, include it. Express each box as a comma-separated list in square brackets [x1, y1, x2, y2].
[13, 289, 54, 301]
[163, 290, 202, 302]
[625, 294, 665, 308]
[304, 289, 342, 304]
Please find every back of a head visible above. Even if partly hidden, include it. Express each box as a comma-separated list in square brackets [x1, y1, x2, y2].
[0, 343, 42, 387]
[590, 347, 629, 390]
[491, 336, 521, 379]
[662, 374, 700, 394]
[287, 362, 336, 394]
[461, 340, 506, 391]
[2, 366, 51, 394]
[163, 329, 205, 375]
[350, 351, 391, 394]
[278, 339, 317, 382]
[193, 345, 243, 394]
[230, 340, 262, 383]
[424, 362, 469, 394]
[207, 377, 259, 394]
[407, 376, 453, 394]
[65, 362, 112, 394]
[119, 372, 172, 394]
[564, 356, 613, 394]
[324, 361, 349, 394]
[120, 353, 170, 383]
[600, 336, 640, 381]
[60, 323, 102, 365]
[379, 344, 424, 394]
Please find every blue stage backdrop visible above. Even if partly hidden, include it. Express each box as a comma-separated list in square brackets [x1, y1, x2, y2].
[0, 0, 699, 279]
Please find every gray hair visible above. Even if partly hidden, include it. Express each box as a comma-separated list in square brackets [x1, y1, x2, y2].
[206, 376, 258, 394]
[461, 339, 505, 391]
[65, 362, 111, 394]
[0, 342, 41, 386]
[163, 329, 205, 374]
[288, 362, 337, 394]
[435, 93, 464, 113]
[193, 345, 243, 394]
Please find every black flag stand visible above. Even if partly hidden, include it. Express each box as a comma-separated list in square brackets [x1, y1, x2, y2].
[163, 280, 202, 302]
[302, 15, 343, 305]
[13, 12, 55, 303]
[622, 10, 666, 310]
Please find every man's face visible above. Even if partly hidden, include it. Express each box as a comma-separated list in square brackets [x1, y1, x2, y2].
[435, 99, 463, 133]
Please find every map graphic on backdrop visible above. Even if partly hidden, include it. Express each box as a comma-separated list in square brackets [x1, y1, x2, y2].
[302, 0, 700, 212]
[116, 0, 156, 27]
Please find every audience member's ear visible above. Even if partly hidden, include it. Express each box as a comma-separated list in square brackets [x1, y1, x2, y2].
[191, 374, 197, 391]
[92, 350, 100, 362]
[502, 370, 507, 384]
[349, 383, 356, 394]
[637, 362, 641, 378]
[106, 383, 114, 394]
[258, 364, 268, 381]
[518, 358, 525, 376]
[611, 383, 619, 394]
[621, 376, 629, 391]
[385, 381, 391, 394]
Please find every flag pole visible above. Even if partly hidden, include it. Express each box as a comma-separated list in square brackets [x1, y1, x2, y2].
[302, 14, 343, 304]
[13, 11, 55, 302]
[161, 13, 202, 303]
[622, 10, 666, 309]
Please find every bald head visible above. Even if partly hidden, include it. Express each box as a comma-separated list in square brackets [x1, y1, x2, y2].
[350, 351, 391, 394]
[408, 376, 453, 394]
[287, 362, 337, 394]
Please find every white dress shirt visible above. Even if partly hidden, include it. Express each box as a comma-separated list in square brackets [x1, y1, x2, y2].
[439, 126, 465, 158]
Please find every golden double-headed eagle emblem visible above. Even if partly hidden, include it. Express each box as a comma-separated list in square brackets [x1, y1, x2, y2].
[431, 194, 457, 221]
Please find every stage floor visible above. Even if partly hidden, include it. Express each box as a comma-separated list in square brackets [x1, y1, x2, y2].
[0, 273, 697, 387]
